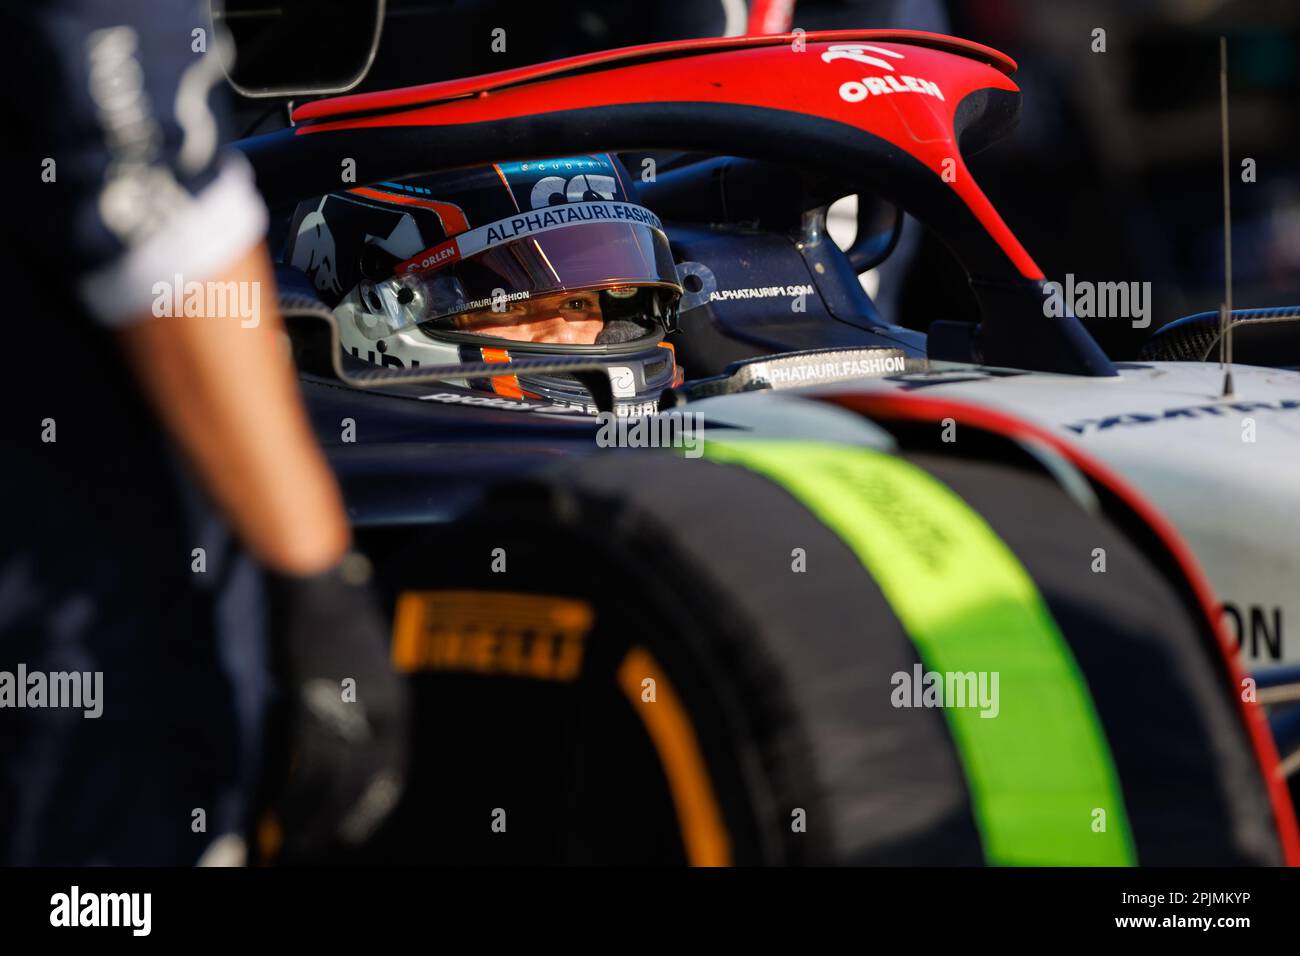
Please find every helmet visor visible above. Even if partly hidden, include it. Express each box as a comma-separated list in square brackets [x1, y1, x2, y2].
[360, 202, 681, 337]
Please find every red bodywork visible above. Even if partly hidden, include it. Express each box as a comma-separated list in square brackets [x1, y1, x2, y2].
[293, 30, 1042, 281]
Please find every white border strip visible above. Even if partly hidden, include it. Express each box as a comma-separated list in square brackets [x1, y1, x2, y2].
[398, 201, 664, 274]
[80, 156, 269, 327]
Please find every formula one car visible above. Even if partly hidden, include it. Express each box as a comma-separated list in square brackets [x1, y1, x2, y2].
[238, 30, 1300, 865]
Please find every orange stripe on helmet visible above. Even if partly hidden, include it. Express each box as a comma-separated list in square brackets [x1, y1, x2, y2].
[348, 186, 470, 235]
[493, 165, 522, 212]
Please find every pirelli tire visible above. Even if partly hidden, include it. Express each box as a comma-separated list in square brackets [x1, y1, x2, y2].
[350, 438, 1291, 866]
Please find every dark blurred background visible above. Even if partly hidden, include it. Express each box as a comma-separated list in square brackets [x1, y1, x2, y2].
[945, 0, 1300, 358]
[224, 0, 1300, 359]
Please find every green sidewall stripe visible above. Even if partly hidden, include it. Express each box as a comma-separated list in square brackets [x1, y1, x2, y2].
[704, 439, 1136, 866]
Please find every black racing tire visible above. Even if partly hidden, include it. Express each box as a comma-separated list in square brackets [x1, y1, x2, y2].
[352, 452, 964, 865]
[342, 444, 1285, 865]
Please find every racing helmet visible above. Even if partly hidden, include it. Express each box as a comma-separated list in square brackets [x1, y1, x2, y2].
[284, 154, 684, 414]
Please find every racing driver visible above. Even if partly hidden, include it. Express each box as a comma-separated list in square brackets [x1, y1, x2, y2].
[285, 154, 685, 416]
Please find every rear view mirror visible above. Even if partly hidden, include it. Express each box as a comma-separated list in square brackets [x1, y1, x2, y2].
[212, 0, 384, 98]
[841, 195, 904, 274]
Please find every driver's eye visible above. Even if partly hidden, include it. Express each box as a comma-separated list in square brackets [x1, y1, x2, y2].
[562, 297, 593, 312]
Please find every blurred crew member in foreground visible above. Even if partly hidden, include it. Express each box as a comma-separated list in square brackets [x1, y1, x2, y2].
[0, 1, 406, 865]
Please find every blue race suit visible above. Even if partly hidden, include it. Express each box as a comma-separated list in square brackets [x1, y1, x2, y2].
[0, 0, 272, 865]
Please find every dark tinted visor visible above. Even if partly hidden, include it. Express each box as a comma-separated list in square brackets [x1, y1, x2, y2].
[364, 203, 681, 335]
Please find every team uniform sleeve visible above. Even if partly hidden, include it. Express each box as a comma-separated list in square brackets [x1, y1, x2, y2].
[4, 0, 267, 327]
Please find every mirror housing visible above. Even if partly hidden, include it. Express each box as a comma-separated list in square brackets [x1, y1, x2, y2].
[213, 0, 384, 98]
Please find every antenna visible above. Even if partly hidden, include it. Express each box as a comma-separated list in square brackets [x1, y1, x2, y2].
[1219, 36, 1234, 398]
